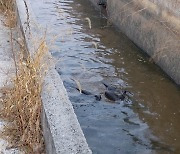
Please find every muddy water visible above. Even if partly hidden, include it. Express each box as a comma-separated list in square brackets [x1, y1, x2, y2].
[30, 0, 180, 153]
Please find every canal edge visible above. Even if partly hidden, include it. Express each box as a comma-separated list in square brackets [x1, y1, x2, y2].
[15, 0, 92, 153]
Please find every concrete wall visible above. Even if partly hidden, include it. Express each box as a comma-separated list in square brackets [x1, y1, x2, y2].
[15, 0, 92, 153]
[90, 0, 180, 85]
[150, 0, 180, 16]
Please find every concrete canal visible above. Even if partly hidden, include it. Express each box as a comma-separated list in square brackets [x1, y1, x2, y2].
[30, 0, 180, 153]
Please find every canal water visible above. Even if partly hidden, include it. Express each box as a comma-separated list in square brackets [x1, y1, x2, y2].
[30, 0, 180, 153]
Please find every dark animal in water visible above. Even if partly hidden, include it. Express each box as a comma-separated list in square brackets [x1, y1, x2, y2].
[102, 81, 127, 101]
[105, 90, 127, 101]
[76, 88, 101, 101]
[102, 82, 117, 91]
[105, 91, 119, 101]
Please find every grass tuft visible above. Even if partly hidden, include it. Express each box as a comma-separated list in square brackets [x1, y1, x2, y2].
[0, 0, 48, 153]
[0, 0, 16, 28]
[0, 39, 48, 153]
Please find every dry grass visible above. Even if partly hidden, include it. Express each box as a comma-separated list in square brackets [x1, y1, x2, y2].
[0, 0, 48, 153]
[0, 0, 13, 12]
[0, 39, 48, 153]
[0, 0, 16, 28]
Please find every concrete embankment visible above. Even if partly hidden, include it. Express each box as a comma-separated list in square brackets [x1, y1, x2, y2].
[15, 0, 92, 153]
[90, 0, 180, 85]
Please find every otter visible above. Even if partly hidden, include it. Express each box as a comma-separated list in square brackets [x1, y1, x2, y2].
[102, 81, 127, 101]
[105, 90, 127, 101]
[102, 82, 117, 91]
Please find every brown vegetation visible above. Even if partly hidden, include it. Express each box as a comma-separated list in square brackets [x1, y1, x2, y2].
[0, 0, 47, 153]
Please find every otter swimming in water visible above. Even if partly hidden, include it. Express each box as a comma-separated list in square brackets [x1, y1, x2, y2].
[102, 82, 127, 101]
[102, 82, 117, 91]
[104, 90, 119, 101]
[105, 90, 127, 101]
